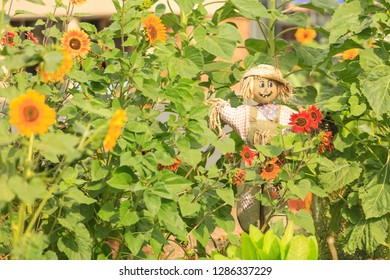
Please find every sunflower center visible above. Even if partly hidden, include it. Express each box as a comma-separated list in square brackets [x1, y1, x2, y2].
[243, 151, 251, 159]
[6, 36, 14, 44]
[149, 26, 157, 41]
[23, 106, 39, 122]
[265, 163, 274, 173]
[69, 38, 81, 50]
[296, 117, 307, 127]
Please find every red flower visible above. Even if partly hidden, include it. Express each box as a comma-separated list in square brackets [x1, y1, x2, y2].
[288, 192, 312, 214]
[318, 131, 334, 154]
[240, 145, 256, 166]
[158, 157, 182, 172]
[26, 32, 38, 44]
[289, 110, 315, 133]
[306, 104, 322, 129]
[1, 31, 16, 46]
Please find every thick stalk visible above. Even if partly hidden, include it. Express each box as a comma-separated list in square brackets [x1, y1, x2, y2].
[268, 0, 276, 57]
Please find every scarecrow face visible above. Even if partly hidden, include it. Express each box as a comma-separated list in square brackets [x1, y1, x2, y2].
[252, 77, 278, 104]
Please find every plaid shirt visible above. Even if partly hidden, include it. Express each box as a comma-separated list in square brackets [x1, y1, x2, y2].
[219, 101, 297, 142]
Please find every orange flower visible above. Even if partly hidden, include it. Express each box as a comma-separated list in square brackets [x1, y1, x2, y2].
[1, 31, 17, 46]
[318, 131, 334, 154]
[62, 29, 90, 57]
[233, 169, 246, 187]
[288, 192, 312, 214]
[39, 50, 73, 83]
[142, 14, 167, 45]
[294, 27, 316, 44]
[260, 157, 281, 181]
[70, 0, 86, 5]
[103, 109, 127, 152]
[9, 90, 56, 136]
[240, 145, 255, 166]
[342, 49, 359, 61]
[26, 31, 38, 44]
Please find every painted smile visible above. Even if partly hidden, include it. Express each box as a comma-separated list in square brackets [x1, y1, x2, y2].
[259, 92, 272, 98]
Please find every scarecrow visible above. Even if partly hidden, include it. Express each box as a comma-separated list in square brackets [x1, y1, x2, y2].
[207, 64, 297, 232]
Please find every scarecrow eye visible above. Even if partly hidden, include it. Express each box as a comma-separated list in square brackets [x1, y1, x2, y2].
[259, 82, 265, 88]
[268, 81, 273, 87]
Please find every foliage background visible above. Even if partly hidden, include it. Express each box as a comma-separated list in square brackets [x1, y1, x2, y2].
[0, 0, 389, 260]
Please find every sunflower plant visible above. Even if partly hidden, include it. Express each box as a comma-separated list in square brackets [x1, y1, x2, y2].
[0, 0, 389, 261]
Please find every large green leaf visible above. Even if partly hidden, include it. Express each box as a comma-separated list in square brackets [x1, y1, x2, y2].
[359, 161, 390, 219]
[168, 57, 200, 79]
[361, 65, 390, 116]
[285, 235, 310, 260]
[318, 158, 362, 193]
[328, 0, 367, 44]
[345, 217, 388, 254]
[230, 0, 271, 19]
[57, 223, 92, 260]
[119, 200, 139, 226]
[174, 0, 203, 14]
[157, 202, 188, 241]
[11, 233, 49, 260]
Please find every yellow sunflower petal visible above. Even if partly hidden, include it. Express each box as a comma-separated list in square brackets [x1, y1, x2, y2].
[103, 109, 127, 152]
[62, 29, 91, 57]
[9, 90, 56, 136]
[39, 50, 73, 83]
[142, 14, 167, 45]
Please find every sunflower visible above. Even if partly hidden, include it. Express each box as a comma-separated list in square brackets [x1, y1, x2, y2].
[39, 50, 73, 83]
[318, 131, 334, 154]
[306, 104, 322, 129]
[1, 31, 17, 46]
[289, 110, 315, 133]
[70, 0, 87, 5]
[233, 169, 246, 187]
[260, 157, 281, 181]
[62, 29, 90, 57]
[103, 109, 127, 152]
[294, 27, 316, 44]
[142, 14, 167, 45]
[9, 90, 56, 136]
[240, 145, 255, 166]
[342, 49, 359, 61]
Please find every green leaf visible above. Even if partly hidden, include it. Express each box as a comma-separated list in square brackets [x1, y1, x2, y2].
[293, 42, 325, 67]
[192, 223, 210, 248]
[174, 0, 203, 14]
[183, 45, 204, 70]
[98, 202, 117, 222]
[57, 223, 92, 260]
[91, 160, 109, 181]
[168, 57, 200, 79]
[359, 162, 390, 219]
[0, 174, 15, 203]
[345, 217, 388, 254]
[212, 137, 235, 154]
[157, 202, 188, 241]
[241, 231, 258, 260]
[11, 232, 49, 260]
[26, 0, 45, 5]
[119, 200, 139, 226]
[43, 50, 63, 73]
[179, 194, 200, 217]
[361, 65, 390, 116]
[10, 176, 47, 205]
[36, 132, 80, 163]
[288, 210, 315, 235]
[66, 188, 96, 205]
[288, 179, 311, 200]
[107, 173, 132, 190]
[14, 10, 37, 16]
[230, 0, 270, 19]
[144, 192, 161, 216]
[124, 232, 145, 255]
[318, 158, 362, 193]
[216, 188, 234, 206]
[329, 0, 367, 44]
[310, 0, 339, 13]
[255, 144, 282, 158]
[262, 230, 281, 260]
[285, 235, 310, 260]
[79, 22, 97, 34]
[306, 236, 319, 260]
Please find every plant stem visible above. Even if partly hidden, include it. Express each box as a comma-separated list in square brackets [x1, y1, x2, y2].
[268, 0, 276, 57]
[25, 133, 34, 179]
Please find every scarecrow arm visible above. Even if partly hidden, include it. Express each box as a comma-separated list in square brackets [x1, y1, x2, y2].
[206, 98, 249, 141]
